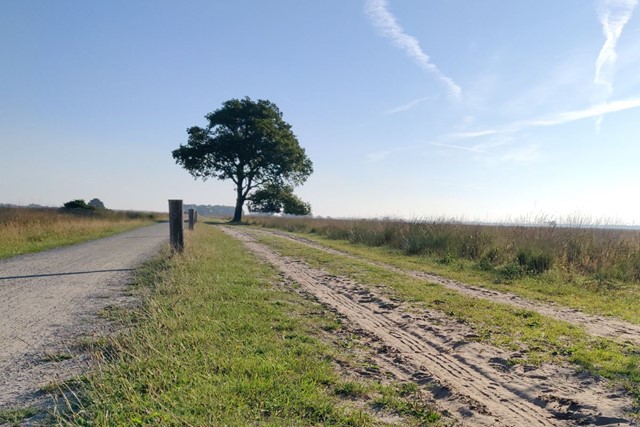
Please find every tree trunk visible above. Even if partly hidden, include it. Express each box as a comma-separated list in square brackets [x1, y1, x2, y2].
[233, 188, 244, 222]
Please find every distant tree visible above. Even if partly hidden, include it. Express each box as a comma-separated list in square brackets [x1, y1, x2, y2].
[88, 198, 105, 209]
[63, 199, 95, 210]
[172, 97, 313, 222]
[249, 184, 311, 215]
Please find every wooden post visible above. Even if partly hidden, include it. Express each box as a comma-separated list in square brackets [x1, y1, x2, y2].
[168, 199, 184, 252]
[188, 208, 195, 231]
[194, 211, 198, 223]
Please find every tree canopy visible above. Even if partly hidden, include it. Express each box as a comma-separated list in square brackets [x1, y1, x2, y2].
[249, 184, 311, 216]
[172, 98, 313, 222]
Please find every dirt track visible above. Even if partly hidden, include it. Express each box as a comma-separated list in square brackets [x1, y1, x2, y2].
[0, 223, 167, 412]
[222, 225, 636, 426]
[254, 228, 640, 347]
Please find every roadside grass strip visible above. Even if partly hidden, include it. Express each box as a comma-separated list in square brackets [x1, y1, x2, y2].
[254, 232, 640, 408]
[0, 208, 156, 259]
[57, 225, 443, 426]
[254, 227, 640, 325]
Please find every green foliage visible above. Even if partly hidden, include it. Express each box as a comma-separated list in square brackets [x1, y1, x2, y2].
[516, 249, 554, 275]
[172, 97, 313, 221]
[59, 227, 436, 425]
[249, 184, 312, 216]
[0, 407, 38, 425]
[246, 216, 640, 285]
[255, 232, 640, 404]
[88, 198, 105, 209]
[63, 199, 95, 210]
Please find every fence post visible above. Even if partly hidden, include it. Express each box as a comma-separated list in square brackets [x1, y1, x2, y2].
[194, 211, 198, 223]
[188, 208, 195, 231]
[168, 199, 184, 252]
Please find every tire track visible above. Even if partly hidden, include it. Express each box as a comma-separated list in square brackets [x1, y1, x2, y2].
[222, 226, 634, 426]
[252, 227, 640, 347]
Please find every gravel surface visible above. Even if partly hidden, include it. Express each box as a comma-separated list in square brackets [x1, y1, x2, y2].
[0, 223, 168, 412]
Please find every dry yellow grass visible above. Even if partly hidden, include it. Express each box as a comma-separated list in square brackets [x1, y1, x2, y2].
[0, 207, 161, 259]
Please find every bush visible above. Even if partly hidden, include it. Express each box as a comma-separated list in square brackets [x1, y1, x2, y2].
[63, 199, 95, 210]
[516, 250, 553, 275]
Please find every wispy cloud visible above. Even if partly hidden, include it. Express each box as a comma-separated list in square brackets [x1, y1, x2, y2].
[447, 129, 504, 140]
[593, 0, 638, 130]
[594, 0, 638, 99]
[430, 137, 539, 165]
[445, 97, 640, 139]
[365, 146, 412, 162]
[429, 142, 489, 154]
[384, 96, 431, 114]
[526, 97, 640, 126]
[365, 0, 462, 99]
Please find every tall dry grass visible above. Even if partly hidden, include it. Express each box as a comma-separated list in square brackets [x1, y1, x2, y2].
[246, 216, 640, 283]
[0, 206, 160, 258]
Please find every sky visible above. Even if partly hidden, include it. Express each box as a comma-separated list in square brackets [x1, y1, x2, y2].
[1, 0, 640, 223]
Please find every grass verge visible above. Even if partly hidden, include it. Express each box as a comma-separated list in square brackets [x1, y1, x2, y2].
[0, 207, 160, 259]
[252, 230, 640, 409]
[56, 225, 443, 426]
[246, 217, 640, 325]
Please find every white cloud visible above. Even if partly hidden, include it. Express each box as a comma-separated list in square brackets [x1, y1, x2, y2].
[384, 96, 431, 114]
[365, 0, 461, 99]
[447, 129, 504, 140]
[527, 97, 640, 126]
[447, 97, 640, 138]
[594, 0, 638, 98]
[592, 0, 638, 131]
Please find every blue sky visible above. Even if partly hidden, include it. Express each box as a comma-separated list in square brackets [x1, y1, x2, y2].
[2, 0, 640, 223]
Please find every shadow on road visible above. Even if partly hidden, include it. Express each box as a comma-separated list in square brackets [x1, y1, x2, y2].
[0, 269, 134, 280]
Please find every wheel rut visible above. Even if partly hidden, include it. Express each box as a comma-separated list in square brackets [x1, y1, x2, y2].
[221, 226, 635, 427]
[253, 227, 640, 347]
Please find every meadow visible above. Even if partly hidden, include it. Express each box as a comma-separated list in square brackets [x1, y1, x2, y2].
[246, 215, 640, 283]
[246, 215, 640, 324]
[0, 206, 161, 259]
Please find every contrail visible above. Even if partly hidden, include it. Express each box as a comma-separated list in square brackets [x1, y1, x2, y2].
[365, 0, 461, 99]
[594, 0, 638, 98]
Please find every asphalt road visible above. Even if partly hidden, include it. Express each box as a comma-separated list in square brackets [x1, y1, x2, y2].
[0, 222, 168, 409]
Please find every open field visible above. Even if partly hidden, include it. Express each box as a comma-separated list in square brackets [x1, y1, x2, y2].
[0, 206, 161, 259]
[56, 224, 444, 426]
[246, 216, 640, 324]
[40, 221, 638, 426]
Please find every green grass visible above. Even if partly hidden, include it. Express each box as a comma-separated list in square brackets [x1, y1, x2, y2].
[258, 226, 640, 326]
[57, 225, 442, 426]
[0, 406, 39, 426]
[252, 230, 640, 408]
[0, 206, 160, 259]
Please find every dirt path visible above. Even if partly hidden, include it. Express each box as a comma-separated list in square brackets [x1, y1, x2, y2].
[222, 225, 635, 426]
[0, 223, 167, 413]
[250, 227, 640, 347]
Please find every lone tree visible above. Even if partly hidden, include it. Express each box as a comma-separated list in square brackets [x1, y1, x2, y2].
[172, 98, 313, 222]
[88, 198, 105, 209]
[249, 184, 311, 216]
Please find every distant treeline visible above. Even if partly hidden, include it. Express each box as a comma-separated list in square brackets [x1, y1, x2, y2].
[184, 204, 239, 217]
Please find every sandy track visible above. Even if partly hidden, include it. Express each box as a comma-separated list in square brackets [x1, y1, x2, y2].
[0, 223, 168, 410]
[251, 228, 640, 347]
[222, 226, 635, 426]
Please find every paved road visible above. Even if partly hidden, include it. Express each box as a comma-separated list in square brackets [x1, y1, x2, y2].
[0, 223, 168, 409]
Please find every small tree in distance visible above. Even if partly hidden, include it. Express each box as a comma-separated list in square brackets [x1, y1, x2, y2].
[63, 199, 95, 210]
[249, 184, 311, 216]
[172, 97, 313, 222]
[88, 198, 105, 209]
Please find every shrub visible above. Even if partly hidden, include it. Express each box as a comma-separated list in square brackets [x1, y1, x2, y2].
[516, 250, 553, 275]
[63, 199, 95, 210]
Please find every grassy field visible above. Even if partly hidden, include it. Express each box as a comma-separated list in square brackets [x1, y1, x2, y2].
[0, 206, 161, 259]
[252, 231, 640, 410]
[246, 216, 640, 324]
[54, 225, 443, 426]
